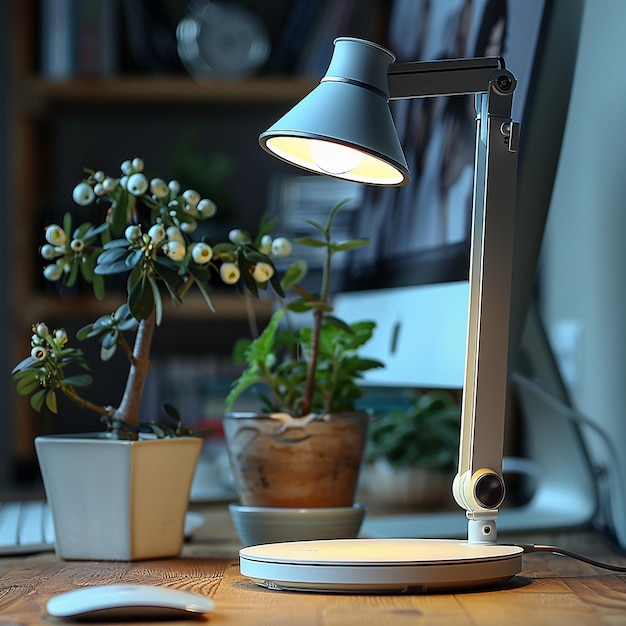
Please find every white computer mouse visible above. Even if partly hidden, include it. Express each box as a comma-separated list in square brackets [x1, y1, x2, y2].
[45, 583, 215, 620]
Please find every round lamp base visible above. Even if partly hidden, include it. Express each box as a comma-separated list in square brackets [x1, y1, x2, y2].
[239, 538, 523, 593]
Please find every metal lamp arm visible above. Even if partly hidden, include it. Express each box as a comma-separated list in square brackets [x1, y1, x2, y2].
[388, 62, 519, 543]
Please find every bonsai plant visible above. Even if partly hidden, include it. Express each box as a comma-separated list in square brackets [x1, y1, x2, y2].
[13, 156, 288, 436]
[11, 157, 290, 560]
[222, 199, 385, 544]
[364, 389, 461, 508]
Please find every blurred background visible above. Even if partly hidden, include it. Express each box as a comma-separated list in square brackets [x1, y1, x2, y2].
[1, 0, 625, 548]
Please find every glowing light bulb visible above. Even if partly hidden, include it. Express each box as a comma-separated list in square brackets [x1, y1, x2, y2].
[310, 140, 364, 175]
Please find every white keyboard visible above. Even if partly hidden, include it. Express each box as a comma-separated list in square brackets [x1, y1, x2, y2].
[0, 500, 54, 555]
[0, 501, 205, 556]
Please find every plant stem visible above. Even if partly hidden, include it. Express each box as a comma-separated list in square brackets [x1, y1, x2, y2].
[301, 308, 322, 416]
[301, 237, 333, 416]
[117, 332, 137, 366]
[60, 385, 112, 418]
[112, 311, 155, 438]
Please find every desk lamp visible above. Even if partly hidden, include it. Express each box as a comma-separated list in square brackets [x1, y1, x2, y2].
[239, 37, 523, 593]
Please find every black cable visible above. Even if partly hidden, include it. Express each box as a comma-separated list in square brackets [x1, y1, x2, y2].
[515, 543, 626, 573]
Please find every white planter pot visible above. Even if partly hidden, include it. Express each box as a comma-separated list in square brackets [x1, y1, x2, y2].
[35, 433, 202, 561]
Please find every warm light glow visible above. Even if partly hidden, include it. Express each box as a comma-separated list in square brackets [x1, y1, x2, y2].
[264, 136, 406, 185]
[309, 140, 364, 175]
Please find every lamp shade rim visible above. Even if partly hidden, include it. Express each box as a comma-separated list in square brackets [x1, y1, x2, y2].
[259, 132, 410, 187]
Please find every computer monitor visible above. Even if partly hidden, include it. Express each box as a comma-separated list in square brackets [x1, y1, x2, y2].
[332, 0, 597, 537]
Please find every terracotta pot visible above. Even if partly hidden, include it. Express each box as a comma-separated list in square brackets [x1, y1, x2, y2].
[223, 412, 370, 508]
[35, 433, 202, 560]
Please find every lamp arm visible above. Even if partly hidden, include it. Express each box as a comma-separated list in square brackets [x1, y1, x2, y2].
[387, 57, 505, 99]
[390, 64, 519, 543]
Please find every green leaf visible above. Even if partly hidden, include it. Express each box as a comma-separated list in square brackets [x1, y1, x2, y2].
[103, 238, 130, 249]
[162, 403, 181, 422]
[100, 343, 118, 361]
[100, 329, 118, 350]
[190, 273, 216, 312]
[269, 272, 285, 298]
[302, 217, 326, 236]
[62, 212, 73, 235]
[294, 237, 327, 248]
[73, 221, 94, 240]
[148, 423, 167, 438]
[280, 260, 308, 291]
[12, 356, 39, 374]
[241, 246, 272, 264]
[97, 247, 128, 265]
[128, 276, 155, 321]
[286, 299, 314, 313]
[45, 390, 58, 413]
[149, 276, 163, 326]
[31, 388, 48, 412]
[94, 260, 132, 275]
[83, 221, 110, 239]
[16, 375, 41, 395]
[127, 264, 143, 292]
[324, 315, 353, 333]
[212, 242, 236, 255]
[92, 272, 105, 299]
[332, 238, 370, 252]
[125, 249, 143, 269]
[62, 374, 93, 387]
[78, 256, 94, 284]
[324, 198, 352, 234]
[154, 258, 185, 302]
[65, 260, 79, 288]
[231, 337, 251, 364]
[225, 310, 285, 411]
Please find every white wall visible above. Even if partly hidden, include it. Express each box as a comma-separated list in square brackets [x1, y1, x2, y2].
[541, 0, 626, 542]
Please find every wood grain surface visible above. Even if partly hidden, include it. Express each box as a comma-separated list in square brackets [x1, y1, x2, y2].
[1, 504, 625, 625]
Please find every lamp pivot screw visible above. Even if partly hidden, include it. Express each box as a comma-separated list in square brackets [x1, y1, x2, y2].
[497, 75, 512, 91]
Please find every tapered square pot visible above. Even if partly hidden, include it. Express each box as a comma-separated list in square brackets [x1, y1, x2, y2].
[35, 433, 202, 560]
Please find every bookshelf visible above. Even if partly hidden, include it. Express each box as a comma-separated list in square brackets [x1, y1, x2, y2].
[5, 0, 376, 478]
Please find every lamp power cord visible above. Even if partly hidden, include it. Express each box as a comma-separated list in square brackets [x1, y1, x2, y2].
[512, 543, 626, 573]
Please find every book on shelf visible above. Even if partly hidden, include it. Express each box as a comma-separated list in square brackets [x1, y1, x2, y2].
[39, 0, 121, 78]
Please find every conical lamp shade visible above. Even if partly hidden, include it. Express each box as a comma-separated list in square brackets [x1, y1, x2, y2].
[259, 38, 410, 186]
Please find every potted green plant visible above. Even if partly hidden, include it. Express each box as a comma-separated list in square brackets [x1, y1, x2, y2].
[222, 200, 384, 545]
[364, 389, 461, 509]
[12, 157, 288, 560]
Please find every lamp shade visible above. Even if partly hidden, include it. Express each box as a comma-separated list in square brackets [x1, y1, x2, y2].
[259, 38, 410, 186]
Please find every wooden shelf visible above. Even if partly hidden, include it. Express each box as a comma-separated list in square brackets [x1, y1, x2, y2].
[21, 293, 274, 327]
[17, 76, 317, 113]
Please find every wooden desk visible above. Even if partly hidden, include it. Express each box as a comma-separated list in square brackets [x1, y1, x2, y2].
[1, 504, 625, 625]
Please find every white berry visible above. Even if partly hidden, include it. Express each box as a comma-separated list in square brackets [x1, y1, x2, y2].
[72, 182, 95, 206]
[43, 263, 64, 281]
[127, 172, 149, 196]
[191, 242, 213, 264]
[220, 263, 240, 284]
[165, 241, 186, 261]
[125, 225, 141, 242]
[182, 189, 200, 208]
[45, 225, 66, 246]
[150, 178, 169, 198]
[70, 238, 84, 252]
[148, 224, 165, 243]
[252, 262, 274, 283]
[197, 199, 217, 217]
[271, 237, 292, 257]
